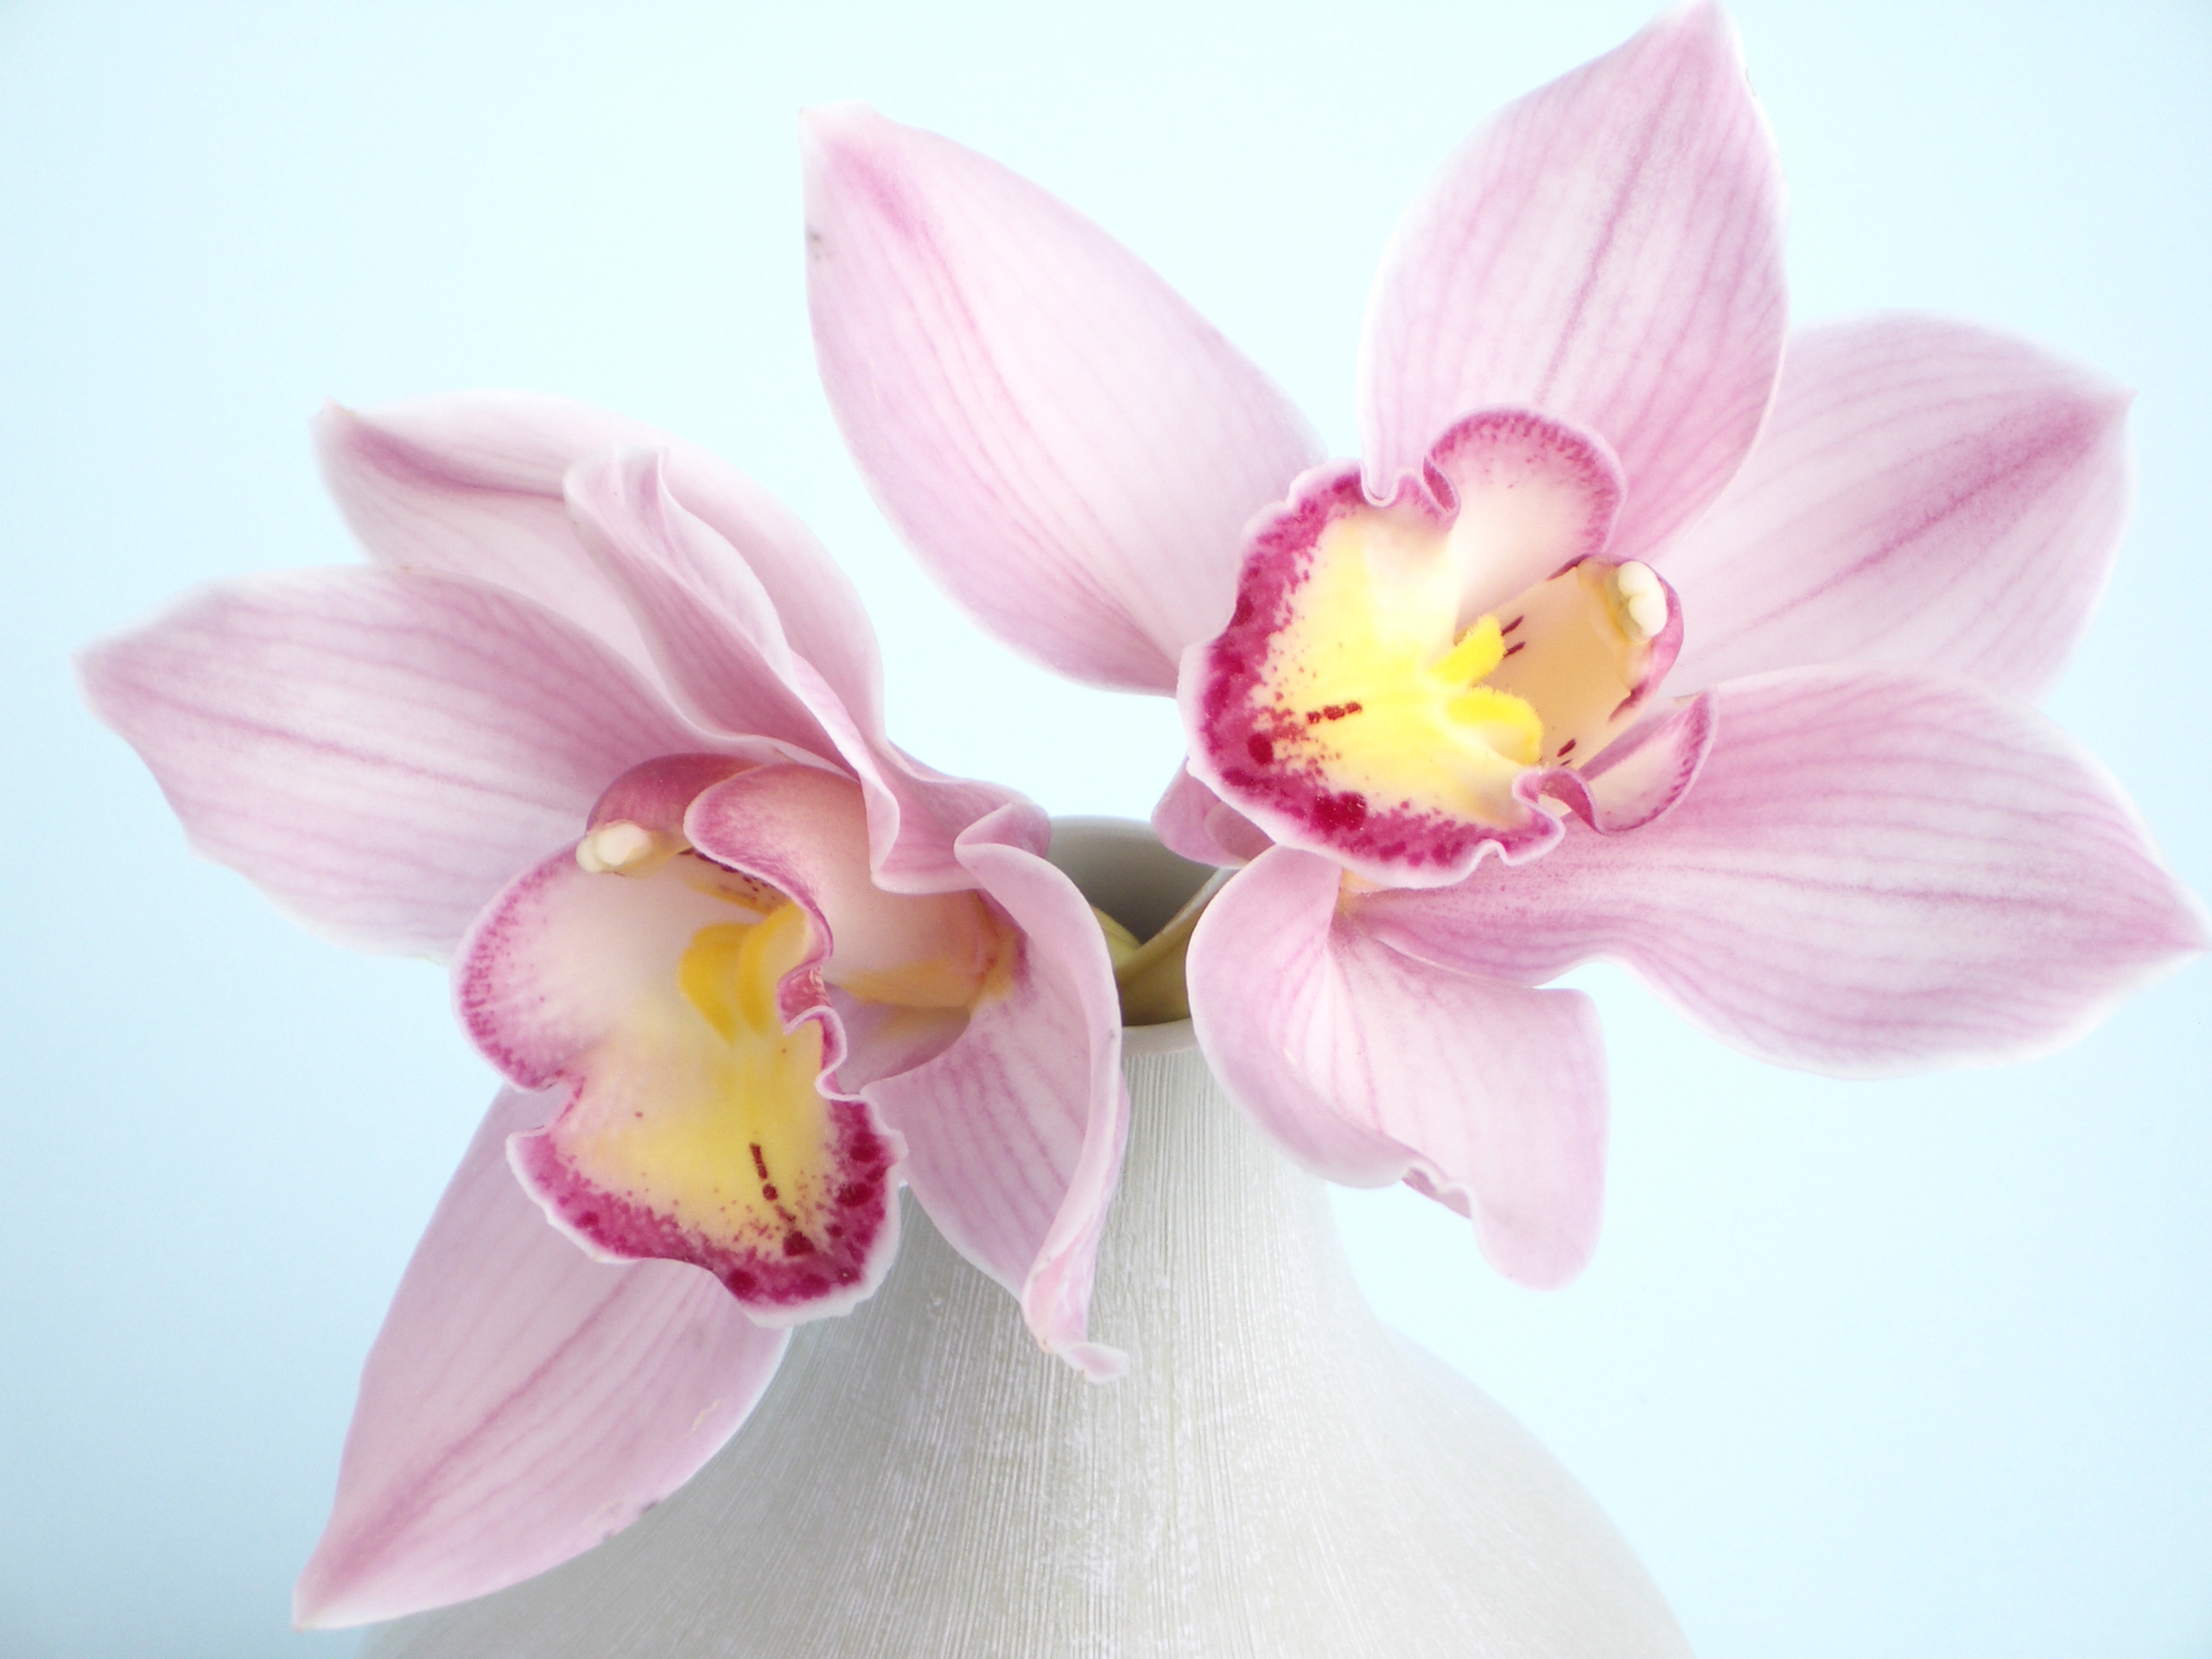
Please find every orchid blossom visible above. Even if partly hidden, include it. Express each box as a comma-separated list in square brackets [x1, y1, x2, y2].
[78, 396, 1127, 1625]
[803, 3, 2206, 1288]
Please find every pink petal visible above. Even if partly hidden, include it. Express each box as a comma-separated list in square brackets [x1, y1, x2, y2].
[1188, 847, 1609, 1289]
[294, 1088, 788, 1628]
[1661, 314, 2135, 701]
[79, 568, 709, 958]
[315, 394, 885, 721]
[1358, 666, 2209, 1075]
[1359, 1, 1787, 563]
[863, 804, 1129, 1375]
[1536, 691, 1716, 834]
[1152, 764, 1272, 867]
[568, 448, 1028, 896]
[563, 449, 841, 757]
[804, 104, 1322, 692]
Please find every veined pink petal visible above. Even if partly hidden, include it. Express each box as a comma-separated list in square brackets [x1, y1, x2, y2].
[294, 1087, 788, 1629]
[79, 568, 712, 959]
[1662, 314, 2135, 701]
[1152, 764, 1272, 868]
[1359, 0, 1787, 562]
[1358, 666, 2209, 1075]
[804, 103, 1322, 692]
[315, 393, 885, 721]
[563, 449, 842, 759]
[1189, 847, 1609, 1288]
[864, 804, 1130, 1376]
[569, 448, 1029, 896]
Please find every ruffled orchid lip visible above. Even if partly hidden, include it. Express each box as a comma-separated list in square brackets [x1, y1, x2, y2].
[1182, 408, 1689, 889]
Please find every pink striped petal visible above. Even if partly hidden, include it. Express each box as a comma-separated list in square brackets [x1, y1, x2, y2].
[1662, 314, 2134, 701]
[1357, 667, 2209, 1075]
[568, 448, 1027, 895]
[294, 1088, 788, 1629]
[1189, 847, 1609, 1289]
[1359, 1, 1787, 562]
[315, 394, 884, 721]
[804, 104, 1322, 692]
[863, 804, 1128, 1375]
[563, 449, 841, 757]
[79, 568, 709, 958]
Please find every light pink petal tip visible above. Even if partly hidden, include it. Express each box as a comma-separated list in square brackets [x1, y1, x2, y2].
[315, 392, 884, 721]
[79, 569, 709, 959]
[1662, 313, 2136, 701]
[864, 804, 1129, 1375]
[294, 1089, 788, 1629]
[1362, 666, 2209, 1076]
[1190, 847, 1609, 1288]
[804, 103, 1322, 693]
[1360, 0, 1787, 561]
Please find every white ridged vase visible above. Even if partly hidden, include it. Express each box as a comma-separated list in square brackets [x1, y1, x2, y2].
[361, 826, 1692, 1658]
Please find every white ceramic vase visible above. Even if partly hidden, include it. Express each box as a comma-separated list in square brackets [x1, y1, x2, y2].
[361, 823, 1691, 1658]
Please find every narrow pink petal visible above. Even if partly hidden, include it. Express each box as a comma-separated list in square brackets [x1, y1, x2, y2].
[315, 394, 885, 721]
[1662, 314, 2134, 701]
[1359, 1, 1787, 562]
[1188, 848, 1609, 1288]
[864, 804, 1129, 1374]
[79, 569, 709, 958]
[566, 448, 1027, 897]
[1359, 667, 2209, 1075]
[1152, 763, 1272, 867]
[804, 104, 1322, 691]
[563, 449, 841, 757]
[294, 1088, 788, 1629]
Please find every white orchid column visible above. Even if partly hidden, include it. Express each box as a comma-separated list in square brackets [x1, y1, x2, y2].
[362, 822, 1688, 1658]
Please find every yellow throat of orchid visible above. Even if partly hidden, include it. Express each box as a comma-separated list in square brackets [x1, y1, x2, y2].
[1250, 509, 1669, 830]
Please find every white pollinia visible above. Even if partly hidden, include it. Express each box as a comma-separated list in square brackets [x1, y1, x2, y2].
[362, 823, 1690, 1658]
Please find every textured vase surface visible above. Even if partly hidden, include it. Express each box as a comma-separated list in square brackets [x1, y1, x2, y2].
[363, 826, 1692, 1657]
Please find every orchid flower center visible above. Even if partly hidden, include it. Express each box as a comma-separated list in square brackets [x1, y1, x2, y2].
[1190, 412, 1681, 882]
[494, 765, 1010, 1313]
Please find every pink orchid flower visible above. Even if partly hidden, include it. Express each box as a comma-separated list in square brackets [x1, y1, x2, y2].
[78, 395, 1127, 1625]
[803, 3, 2206, 1290]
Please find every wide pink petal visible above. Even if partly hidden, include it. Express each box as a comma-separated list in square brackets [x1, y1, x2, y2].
[1358, 667, 2209, 1075]
[315, 394, 885, 721]
[1359, 1, 1787, 562]
[1662, 314, 2134, 701]
[863, 804, 1129, 1375]
[804, 104, 1322, 692]
[294, 1087, 788, 1629]
[1188, 847, 1609, 1289]
[79, 568, 709, 959]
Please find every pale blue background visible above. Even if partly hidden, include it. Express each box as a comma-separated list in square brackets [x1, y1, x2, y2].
[3, 1, 2206, 1654]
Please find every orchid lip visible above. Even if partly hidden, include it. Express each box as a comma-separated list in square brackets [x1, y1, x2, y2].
[1184, 409, 1683, 887]
[462, 757, 1020, 1321]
